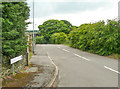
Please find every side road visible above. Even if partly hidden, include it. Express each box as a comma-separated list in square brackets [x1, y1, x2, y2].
[26, 44, 59, 87]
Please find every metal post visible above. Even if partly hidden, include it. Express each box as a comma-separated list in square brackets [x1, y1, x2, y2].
[33, 0, 35, 54]
[19, 61, 21, 72]
[118, 2, 120, 89]
[118, 1, 120, 21]
[26, 52, 29, 66]
[12, 64, 14, 75]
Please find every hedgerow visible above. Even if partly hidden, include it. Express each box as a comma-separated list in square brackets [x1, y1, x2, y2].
[68, 19, 120, 56]
[2, 2, 30, 64]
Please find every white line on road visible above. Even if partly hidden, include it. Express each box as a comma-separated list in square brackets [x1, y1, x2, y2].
[104, 66, 120, 74]
[73, 53, 90, 61]
[62, 49, 70, 52]
[47, 55, 59, 87]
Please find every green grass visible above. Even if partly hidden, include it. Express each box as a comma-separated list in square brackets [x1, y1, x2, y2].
[29, 52, 33, 60]
[28, 52, 33, 67]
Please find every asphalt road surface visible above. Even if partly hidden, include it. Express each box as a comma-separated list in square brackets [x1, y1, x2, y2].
[39, 44, 118, 87]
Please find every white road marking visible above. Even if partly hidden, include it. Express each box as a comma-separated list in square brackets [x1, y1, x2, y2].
[62, 49, 70, 52]
[104, 66, 120, 74]
[73, 53, 90, 61]
[47, 55, 59, 87]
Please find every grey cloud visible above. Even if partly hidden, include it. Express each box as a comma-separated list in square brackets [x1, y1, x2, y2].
[27, 1, 111, 18]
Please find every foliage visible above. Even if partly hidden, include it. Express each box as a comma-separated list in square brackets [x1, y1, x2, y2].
[38, 18, 119, 56]
[50, 32, 67, 44]
[61, 20, 73, 31]
[35, 36, 46, 44]
[2, 2, 30, 64]
[69, 19, 120, 56]
[38, 19, 72, 43]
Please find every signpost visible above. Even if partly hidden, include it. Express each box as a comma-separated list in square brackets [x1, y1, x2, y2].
[10, 55, 23, 75]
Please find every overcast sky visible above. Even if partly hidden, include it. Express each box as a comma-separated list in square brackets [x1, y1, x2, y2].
[26, 0, 119, 30]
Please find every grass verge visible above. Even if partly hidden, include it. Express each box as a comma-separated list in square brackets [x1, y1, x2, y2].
[107, 54, 120, 60]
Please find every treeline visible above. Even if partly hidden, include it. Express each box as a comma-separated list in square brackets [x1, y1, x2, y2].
[37, 19, 72, 44]
[2, 2, 30, 64]
[37, 19, 120, 56]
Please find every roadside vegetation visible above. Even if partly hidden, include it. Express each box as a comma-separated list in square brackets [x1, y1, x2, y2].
[2, 2, 30, 65]
[37, 19, 120, 59]
[37, 19, 72, 44]
[2, 2, 32, 82]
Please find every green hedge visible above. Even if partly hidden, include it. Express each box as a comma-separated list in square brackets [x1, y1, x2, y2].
[2, 2, 30, 64]
[68, 20, 120, 56]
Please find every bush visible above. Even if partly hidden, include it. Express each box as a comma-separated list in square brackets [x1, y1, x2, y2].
[2, 2, 30, 64]
[68, 28, 81, 48]
[35, 36, 46, 44]
[69, 19, 120, 56]
[50, 32, 67, 44]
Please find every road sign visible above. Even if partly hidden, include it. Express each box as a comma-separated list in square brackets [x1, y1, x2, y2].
[10, 55, 23, 75]
[11, 55, 23, 64]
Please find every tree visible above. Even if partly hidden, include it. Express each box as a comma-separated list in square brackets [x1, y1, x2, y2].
[2, 2, 30, 64]
[61, 20, 73, 30]
[38, 19, 72, 43]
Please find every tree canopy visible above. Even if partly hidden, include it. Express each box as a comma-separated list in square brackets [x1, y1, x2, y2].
[38, 19, 72, 43]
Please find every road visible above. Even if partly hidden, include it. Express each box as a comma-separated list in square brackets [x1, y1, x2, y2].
[39, 44, 118, 87]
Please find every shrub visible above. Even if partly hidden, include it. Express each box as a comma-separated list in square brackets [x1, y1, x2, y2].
[2, 2, 30, 64]
[35, 36, 46, 44]
[69, 19, 120, 56]
[50, 32, 67, 44]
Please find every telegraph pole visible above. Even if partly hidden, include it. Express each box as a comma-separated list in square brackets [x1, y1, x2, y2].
[118, 1, 120, 89]
[33, 0, 35, 54]
[118, 1, 120, 21]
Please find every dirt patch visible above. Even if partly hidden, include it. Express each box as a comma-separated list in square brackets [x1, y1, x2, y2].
[2, 72, 35, 87]
[2, 64, 55, 88]
[2, 64, 38, 87]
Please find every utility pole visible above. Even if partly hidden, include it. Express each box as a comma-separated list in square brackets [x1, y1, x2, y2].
[33, 0, 35, 54]
[118, 2, 120, 89]
[118, 1, 120, 21]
